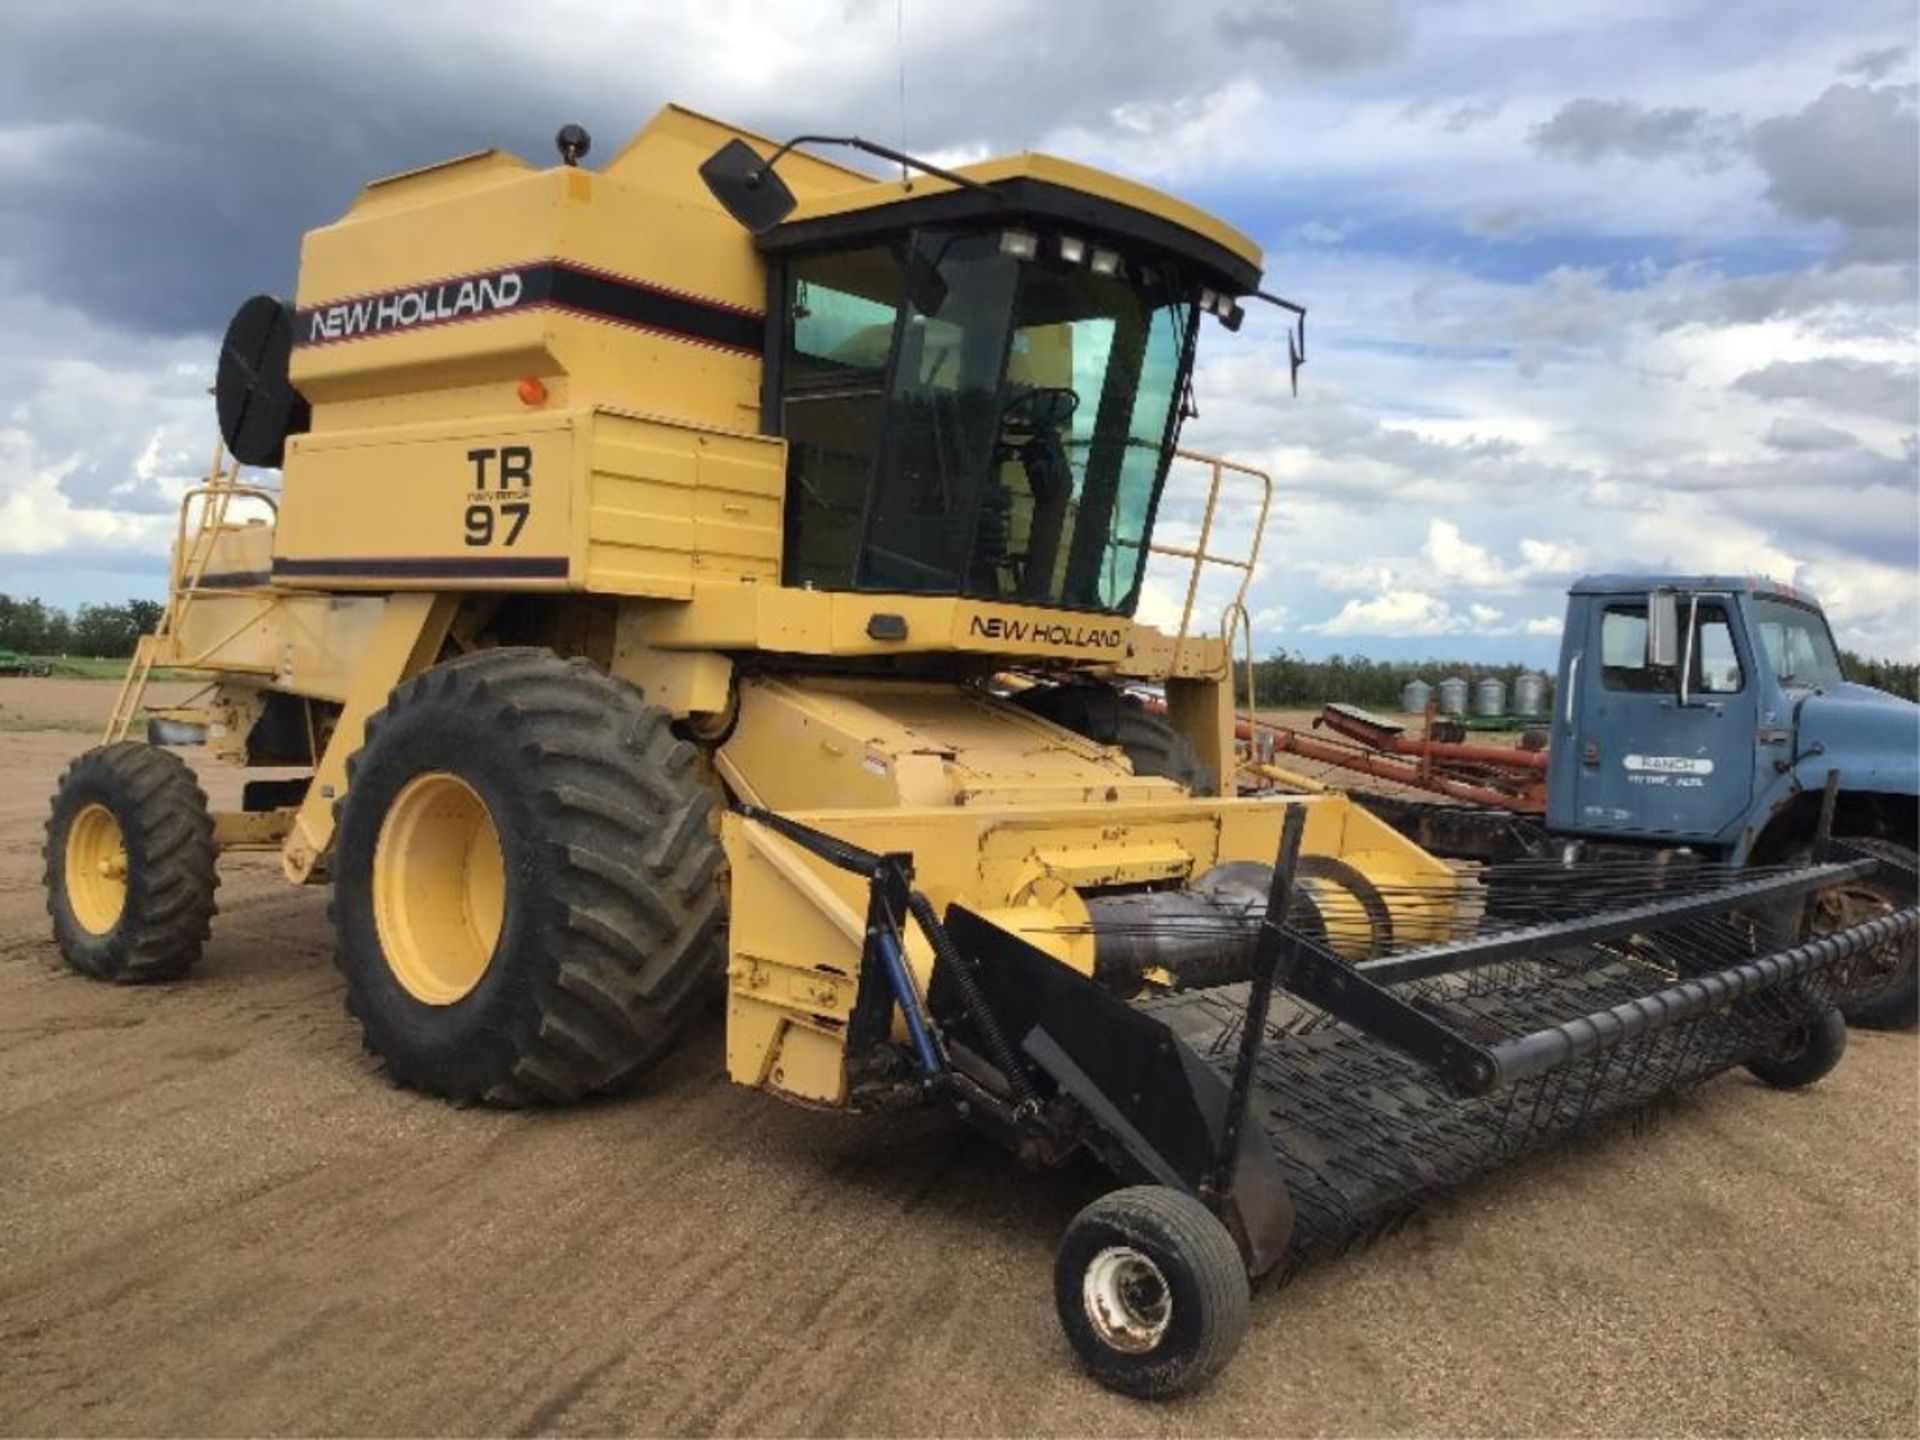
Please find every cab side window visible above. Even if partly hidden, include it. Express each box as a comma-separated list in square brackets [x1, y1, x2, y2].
[1600, 607, 1664, 692]
[781, 248, 904, 590]
[1601, 600, 1744, 695]
[1692, 605, 1743, 694]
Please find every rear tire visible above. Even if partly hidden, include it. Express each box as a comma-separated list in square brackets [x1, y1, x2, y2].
[43, 742, 218, 982]
[1822, 839, 1917, 1029]
[1746, 1007, 1847, 1089]
[330, 649, 723, 1106]
[1054, 1185, 1249, 1399]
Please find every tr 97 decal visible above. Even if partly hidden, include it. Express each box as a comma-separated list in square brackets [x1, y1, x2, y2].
[464, 445, 532, 547]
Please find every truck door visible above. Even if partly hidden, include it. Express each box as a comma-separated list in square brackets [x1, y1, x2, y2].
[1562, 595, 1757, 843]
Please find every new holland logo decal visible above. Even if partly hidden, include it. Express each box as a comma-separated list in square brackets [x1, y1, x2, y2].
[293, 263, 765, 355]
[301, 269, 529, 343]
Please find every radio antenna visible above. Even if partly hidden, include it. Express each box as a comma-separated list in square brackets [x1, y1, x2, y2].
[896, 0, 909, 185]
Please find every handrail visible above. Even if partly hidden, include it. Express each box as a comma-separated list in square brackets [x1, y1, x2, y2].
[171, 484, 278, 592]
[1221, 597, 1257, 739]
[104, 434, 278, 743]
[1149, 448, 1272, 675]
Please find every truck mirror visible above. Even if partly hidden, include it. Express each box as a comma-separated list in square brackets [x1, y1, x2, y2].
[699, 139, 797, 234]
[1647, 588, 1681, 668]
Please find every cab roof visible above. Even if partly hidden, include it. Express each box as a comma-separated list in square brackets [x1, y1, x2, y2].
[759, 148, 1265, 294]
[1571, 573, 1823, 607]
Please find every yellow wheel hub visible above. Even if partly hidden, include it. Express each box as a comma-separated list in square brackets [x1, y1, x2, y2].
[373, 772, 506, 1005]
[65, 802, 128, 935]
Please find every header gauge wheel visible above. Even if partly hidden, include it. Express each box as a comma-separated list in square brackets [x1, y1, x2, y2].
[329, 649, 723, 1106]
[44, 742, 218, 983]
[1054, 1185, 1250, 1399]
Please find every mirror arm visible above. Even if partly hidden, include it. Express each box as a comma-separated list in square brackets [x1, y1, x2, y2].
[755, 134, 1000, 198]
[1250, 290, 1308, 395]
[1680, 593, 1697, 706]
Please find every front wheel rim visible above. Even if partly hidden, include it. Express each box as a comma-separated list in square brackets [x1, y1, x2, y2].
[372, 772, 506, 1005]
[1083, 1245, 1173, 1353]
[64, 802, 128, 935]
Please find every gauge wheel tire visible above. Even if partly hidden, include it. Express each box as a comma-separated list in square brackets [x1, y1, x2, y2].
[1746, 1006, 1847, 1089]
[330, 648, 723, 1106]
[1825, 839, 1917, 1029]
[1014, 684, 1215, 794]
[1054, 1185, 1250, 1400]
[43, 741, 218, 983]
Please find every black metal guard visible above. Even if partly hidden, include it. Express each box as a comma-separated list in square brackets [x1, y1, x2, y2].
[735, 803, 1298, 1273]
[1208, 804, 1305, 1198]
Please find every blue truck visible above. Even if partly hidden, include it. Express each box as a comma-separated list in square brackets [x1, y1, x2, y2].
[1369, 574, 1918, 1025]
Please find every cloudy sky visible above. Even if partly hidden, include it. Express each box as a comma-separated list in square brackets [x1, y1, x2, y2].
[2, 0, 1915, 663]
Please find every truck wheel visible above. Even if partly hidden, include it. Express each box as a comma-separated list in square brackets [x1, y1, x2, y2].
[43, 742, 218, 982]
[330, 649, 723, 1106]
[1745, 1007, 1847, 1089]
[1054, 1185, 1249, 1399]
[1821, 840, 1917, 1029]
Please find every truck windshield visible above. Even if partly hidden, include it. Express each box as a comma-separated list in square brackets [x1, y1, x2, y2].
[778, 227, 1198, 614]
[1752, 596, 1845, 690]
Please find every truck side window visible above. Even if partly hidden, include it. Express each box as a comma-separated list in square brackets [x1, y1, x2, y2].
[1600, 607, 1665, 692]
[1693, 605, 1743, 694]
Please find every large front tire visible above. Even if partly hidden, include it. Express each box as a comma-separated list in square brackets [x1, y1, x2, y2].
[44, 742, 218, 982]
[330, 649, 723, 1106]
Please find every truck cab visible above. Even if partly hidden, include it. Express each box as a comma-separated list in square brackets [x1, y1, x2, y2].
[1546, 575, 1919, 861]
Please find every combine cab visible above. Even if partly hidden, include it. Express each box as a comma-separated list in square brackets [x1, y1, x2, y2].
[42, 105, 1917, 1397]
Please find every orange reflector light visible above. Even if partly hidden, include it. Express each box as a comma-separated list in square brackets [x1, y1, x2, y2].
[517, 377, 548, 406]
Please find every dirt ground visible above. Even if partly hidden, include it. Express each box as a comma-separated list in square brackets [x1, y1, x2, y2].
[1, 679, 1915, 1437]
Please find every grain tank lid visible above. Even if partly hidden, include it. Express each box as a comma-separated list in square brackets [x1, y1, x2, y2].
[345, 149, 535, 216]
[602, 104, 877, 204]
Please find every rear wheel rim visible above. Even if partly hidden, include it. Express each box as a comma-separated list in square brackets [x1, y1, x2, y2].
[1083, 1245, 1172, 1353]
[1815, 884, 1908, 1002]
[64, 802, 127, 935]
[373, 772, 505, 1005]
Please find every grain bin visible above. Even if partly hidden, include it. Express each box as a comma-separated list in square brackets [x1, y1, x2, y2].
[1473, 677, 1507, 718]
[1513, 671, 1548, 718]
[1437, 676, 1468, 716]
[1401, 678, 1433, 714]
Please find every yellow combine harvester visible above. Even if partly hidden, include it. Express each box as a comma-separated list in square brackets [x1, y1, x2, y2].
[44, 107, 1916, 1397]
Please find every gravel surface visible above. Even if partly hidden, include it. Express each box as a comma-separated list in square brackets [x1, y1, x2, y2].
[1, 717, 1914, 1437]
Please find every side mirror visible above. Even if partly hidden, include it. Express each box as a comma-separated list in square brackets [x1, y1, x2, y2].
[901, 247, 949, 317]
[1647, 588, 1681, 668]
[698, 139, 797, 234]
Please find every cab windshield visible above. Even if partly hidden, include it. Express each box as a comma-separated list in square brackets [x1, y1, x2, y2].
[778, 227, 1198, 614]
[1752, 596, 1845, 689]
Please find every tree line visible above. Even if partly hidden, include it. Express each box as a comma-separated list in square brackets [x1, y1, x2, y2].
[1251, 651, 1541, 710]
[2, 590, 1915, 701]
[1840, 651, 1920, 702]
[0, 595, 165, 659]
[1249, 647, 1919, 708]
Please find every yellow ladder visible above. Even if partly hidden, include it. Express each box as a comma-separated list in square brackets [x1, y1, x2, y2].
[102, 437, 250, 743]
